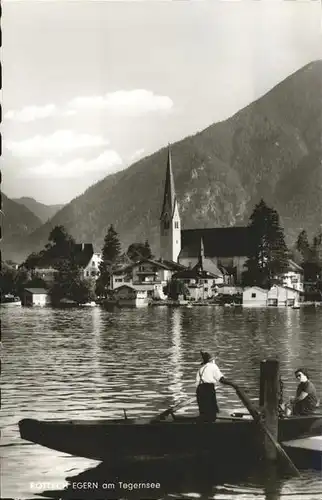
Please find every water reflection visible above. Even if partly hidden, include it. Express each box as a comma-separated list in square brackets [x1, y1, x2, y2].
[168, 309, 185, 402]
[1, 306, 322, 499]
[40, 459, 322, 500]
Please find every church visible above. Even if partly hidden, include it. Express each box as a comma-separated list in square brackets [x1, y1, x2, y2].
[159, 147, 251, 284]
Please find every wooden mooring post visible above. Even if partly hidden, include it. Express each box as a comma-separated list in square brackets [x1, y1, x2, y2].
[259, 359, 280, 461]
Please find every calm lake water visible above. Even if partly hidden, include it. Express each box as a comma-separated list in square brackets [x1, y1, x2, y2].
[1, 305, 322, 499]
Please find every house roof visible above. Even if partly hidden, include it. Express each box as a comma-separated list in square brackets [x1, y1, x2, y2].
[180, 227, 251, 258]
[158, 259, 186, 271]
[114, 258, 176, 275]
[243, 286, 267, 293]
[270, 285, 300, 292]
[287, 260, 304, 273]
[73, 243, 94, 267]
[114, 284, 151, 292]
[24, 288, 48, 294]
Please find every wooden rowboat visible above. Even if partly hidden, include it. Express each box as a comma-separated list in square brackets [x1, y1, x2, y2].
[19, 413, 322, 463]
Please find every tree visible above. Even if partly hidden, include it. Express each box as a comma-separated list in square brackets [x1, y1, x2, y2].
[126, 240, 153, 262]
[295, 229, 322, 284]
[0, 262, 17, 296]
[49, 259, 92, 305]
[23, 225, 76, 270]
[296, 230, 311, 262]
[165, 279, 189, 300]
[97, 225, 122, 296]
[243, 199, 289, 288]
[24, 252, 42, 270]
[46, 225, 76, 264]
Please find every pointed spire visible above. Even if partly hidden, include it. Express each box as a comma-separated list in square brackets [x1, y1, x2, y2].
[160, 145, 177, 218]
[197, 237, 205, 271]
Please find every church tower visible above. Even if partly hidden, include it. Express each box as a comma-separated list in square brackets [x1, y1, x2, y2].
[160, 146, 181, 262]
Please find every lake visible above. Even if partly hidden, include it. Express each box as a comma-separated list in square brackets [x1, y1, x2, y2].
[1, 304, 322, 499]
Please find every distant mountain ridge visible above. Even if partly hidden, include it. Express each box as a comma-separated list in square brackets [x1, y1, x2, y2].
[13, 197, 65, 223]
[7, 60, 322, 262]
[0, 193, 43, 262]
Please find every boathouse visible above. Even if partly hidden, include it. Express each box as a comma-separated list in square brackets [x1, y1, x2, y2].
[22, 288, 50, 307]
[267, 285, 300, 307]
[242, 287, 268, 307]
[114, 284, 149, 307]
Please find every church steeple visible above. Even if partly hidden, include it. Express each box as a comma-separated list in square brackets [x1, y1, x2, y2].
[160, 146, 176, 219]
[160, 145, 181, 262]
[198, 237, 205, 270]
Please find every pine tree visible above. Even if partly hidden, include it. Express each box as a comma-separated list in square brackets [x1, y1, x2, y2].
[296, 229, 322, 284]
[296, 230, 310, 261]
[97, 225, 122, 295]
[243, 199, 289, 288]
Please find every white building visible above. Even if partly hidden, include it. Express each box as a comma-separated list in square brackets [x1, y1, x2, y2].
[242, 286, 268, 307]
[22, 288, 50, 306]
[267, 285, 300, 307]
[278, 260, 304, 292]
[112, 258, 183, 299]
[83, 252, 102, 279]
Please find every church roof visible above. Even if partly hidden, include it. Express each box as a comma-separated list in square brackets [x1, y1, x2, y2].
[173, 268, 217, 280]
[160, 147, 177, 219]
[287, 259, 304, 273]
[180, 227, 251, 258]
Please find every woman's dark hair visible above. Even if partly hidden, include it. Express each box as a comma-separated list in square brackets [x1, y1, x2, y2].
[295, 368, 309, 378]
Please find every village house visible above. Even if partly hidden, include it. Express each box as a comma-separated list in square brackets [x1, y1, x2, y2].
[22, 288, 50, 307]
[34, 243, 102, 283]
[112, 258, 184, 299]
[278, 260, 304, 292]
[171, 237, 224, 300]
[172, 267, 217, 301]
[74, 243, 102, 279]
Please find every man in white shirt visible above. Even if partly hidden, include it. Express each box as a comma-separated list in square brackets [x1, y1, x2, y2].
[196, 351, 230, 421]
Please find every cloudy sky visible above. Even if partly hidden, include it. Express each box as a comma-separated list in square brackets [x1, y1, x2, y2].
[2, 0, 322, 205]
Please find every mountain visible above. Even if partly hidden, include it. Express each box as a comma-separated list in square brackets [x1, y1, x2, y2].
[13, 197, 65, 224]
[0, 194, 43, 262]
[16, 61, 322, 261]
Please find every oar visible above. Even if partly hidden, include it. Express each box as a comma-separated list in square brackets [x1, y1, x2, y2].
[151, 396, 195, 422]
[224, 380, 300, 476]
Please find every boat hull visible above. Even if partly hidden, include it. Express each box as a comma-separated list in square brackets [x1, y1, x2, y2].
[19, 414, 322, 463]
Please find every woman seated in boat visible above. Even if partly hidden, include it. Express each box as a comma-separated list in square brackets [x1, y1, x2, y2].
[290, 368, 318, 416]
[196, 351, 231, 422]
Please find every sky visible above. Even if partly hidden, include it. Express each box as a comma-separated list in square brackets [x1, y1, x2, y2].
[2, 0, 322, 205]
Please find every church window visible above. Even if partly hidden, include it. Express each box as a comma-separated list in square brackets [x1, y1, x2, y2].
[174, 221, 179, 229]
[164, 221, 169, 230]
